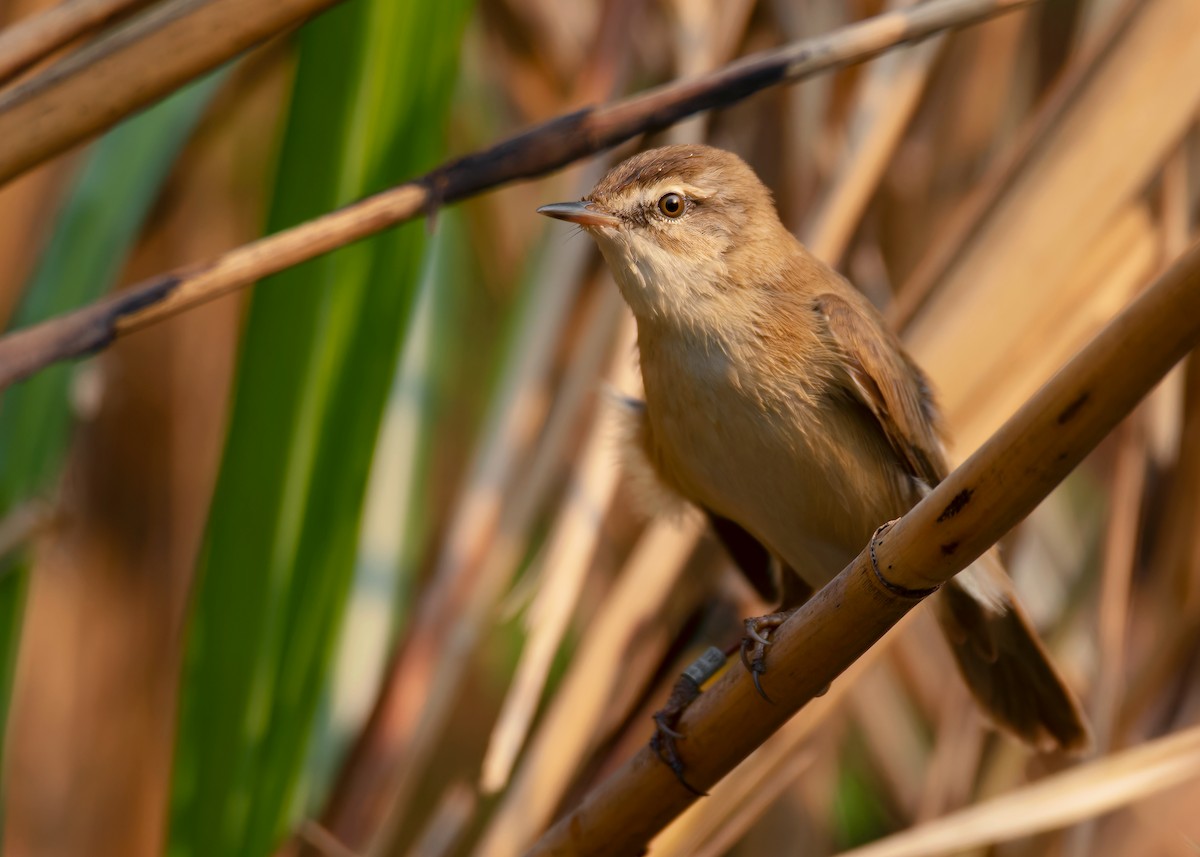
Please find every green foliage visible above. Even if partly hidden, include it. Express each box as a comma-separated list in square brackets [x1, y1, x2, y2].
[832, 737, 894, 849]
[168, 3, 472, 855]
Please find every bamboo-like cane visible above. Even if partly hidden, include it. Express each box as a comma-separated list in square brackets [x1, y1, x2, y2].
[524, 238, 1200, 856]
[0, 0, 158, 87]
[0, 0, 348, 184]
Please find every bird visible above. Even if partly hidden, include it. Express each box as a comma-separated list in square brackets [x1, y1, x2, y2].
[537, 143, 1089, 772]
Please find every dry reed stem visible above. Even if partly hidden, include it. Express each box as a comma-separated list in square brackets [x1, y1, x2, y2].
[949, 204, 1159, 454]
[404, 783, 476, 857]
[0, 0, 345, 183]
[0, 0, 1039, 393]
[476, 517, 707, 857]
[525, 239, 1200, 856]
[1062, 418, 1146, 857]
[847, 665, 929, 818]
[888, 0, 1141, 328]
[802, 13, 943, 262]
[685, 749, 816, 857]
[0, 0, 158, 86]
[834, 723, 1200, 857]
[913, 680, 984, 822]
[649, 627, 901, 857]
[906, 0, 1200, 425]
[479, 313, 639, 793]
[1121, 355, 1200, 738]
[1093, 420, 1144, 750]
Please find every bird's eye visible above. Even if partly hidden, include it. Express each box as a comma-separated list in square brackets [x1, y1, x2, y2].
[657, 192, 685, 218]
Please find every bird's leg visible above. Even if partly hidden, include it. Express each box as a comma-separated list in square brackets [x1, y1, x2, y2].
[650, 645, 727, 795]
[740, 609, 798, 702]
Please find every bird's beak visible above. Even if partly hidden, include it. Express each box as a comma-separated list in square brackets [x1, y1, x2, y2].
[536, 201, 621, 229]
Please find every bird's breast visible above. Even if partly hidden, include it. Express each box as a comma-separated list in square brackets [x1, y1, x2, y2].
[637, 330, 913, 587]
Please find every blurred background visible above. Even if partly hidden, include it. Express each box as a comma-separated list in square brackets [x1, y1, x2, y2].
[0, 0, 1198, 855]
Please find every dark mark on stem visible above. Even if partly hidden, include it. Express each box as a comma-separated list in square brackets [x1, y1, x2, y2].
[937, 488, 973, 522]
[1056, 391, 1090, 425]
[0, 273, 183, 389]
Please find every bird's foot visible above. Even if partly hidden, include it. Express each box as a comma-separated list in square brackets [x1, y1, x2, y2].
[740, 610, 797, 702]
[649, 646, 726, 795]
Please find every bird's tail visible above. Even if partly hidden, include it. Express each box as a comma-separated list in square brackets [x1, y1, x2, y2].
[933, 550, 1090, 753]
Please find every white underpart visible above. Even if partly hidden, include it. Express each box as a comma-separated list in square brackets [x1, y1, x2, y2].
[590, 224, 727, 329]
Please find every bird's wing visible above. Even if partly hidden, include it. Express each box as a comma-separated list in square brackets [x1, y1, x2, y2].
[815, 292, 947, 487]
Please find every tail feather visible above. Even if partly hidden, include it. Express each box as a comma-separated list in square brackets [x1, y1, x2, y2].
[935, 554, 1090, 754]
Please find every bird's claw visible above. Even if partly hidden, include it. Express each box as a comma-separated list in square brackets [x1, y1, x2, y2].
[740, 611, 795, 702]
[653, 710, 685, 740]
[650, 727, 706, 797]
[745, 624, 772, 646]
[750, 663, 773, 704]
[648, 647, 726, 795]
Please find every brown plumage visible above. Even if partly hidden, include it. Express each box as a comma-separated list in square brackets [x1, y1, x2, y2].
[539, 144, 1089, 753]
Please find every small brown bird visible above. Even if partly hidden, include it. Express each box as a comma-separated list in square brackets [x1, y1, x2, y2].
[538, 144, 1088, 756]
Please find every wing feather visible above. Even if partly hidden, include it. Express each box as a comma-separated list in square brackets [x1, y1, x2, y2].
[815, 293, 947, 488]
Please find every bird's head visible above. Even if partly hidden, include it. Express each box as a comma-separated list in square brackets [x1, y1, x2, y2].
[538, 144, 787, 324]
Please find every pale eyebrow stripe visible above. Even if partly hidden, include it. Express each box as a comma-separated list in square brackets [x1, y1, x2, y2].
[638, 181, 713, 205]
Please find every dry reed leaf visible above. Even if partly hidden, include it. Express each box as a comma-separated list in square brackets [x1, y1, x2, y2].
[404, 783, 476, 857]
[663, 0, 757, 144]
[1059, 418, 1148, 857]
[1074, 0, 1132, 53]
[914, 682, 985, 821]
[906, 0, 1200, 440]
[1107, 785, 1200, 857]
[950, 203, 1160, 454]
[889, 0, 1136, 330]
[1007, 475, 1104, 630]
[1121, 358, 1200, 741]
[1147, 355, 1200, 609]
[474, 516, 707, 857]
[847, 664, 931, 819]
[0, 156, 69, 325]
[509, 0, 599, 85]
[689, 749, 818, 857]
[890, 610, 958, 722]
[1091, 419, 1146, 750]
[803, 9, 942, 263]
[1161, 143, 1194, 256]
[833, 723, 1200, 857]
[773, 0, 846, 210]
[884, 7, 1032, 291]
[479, 312, 639, 793]
[494, 284, 628, 621]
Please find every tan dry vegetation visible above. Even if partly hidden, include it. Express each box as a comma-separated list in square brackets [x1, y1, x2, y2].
[0, 1, 1197, 857]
